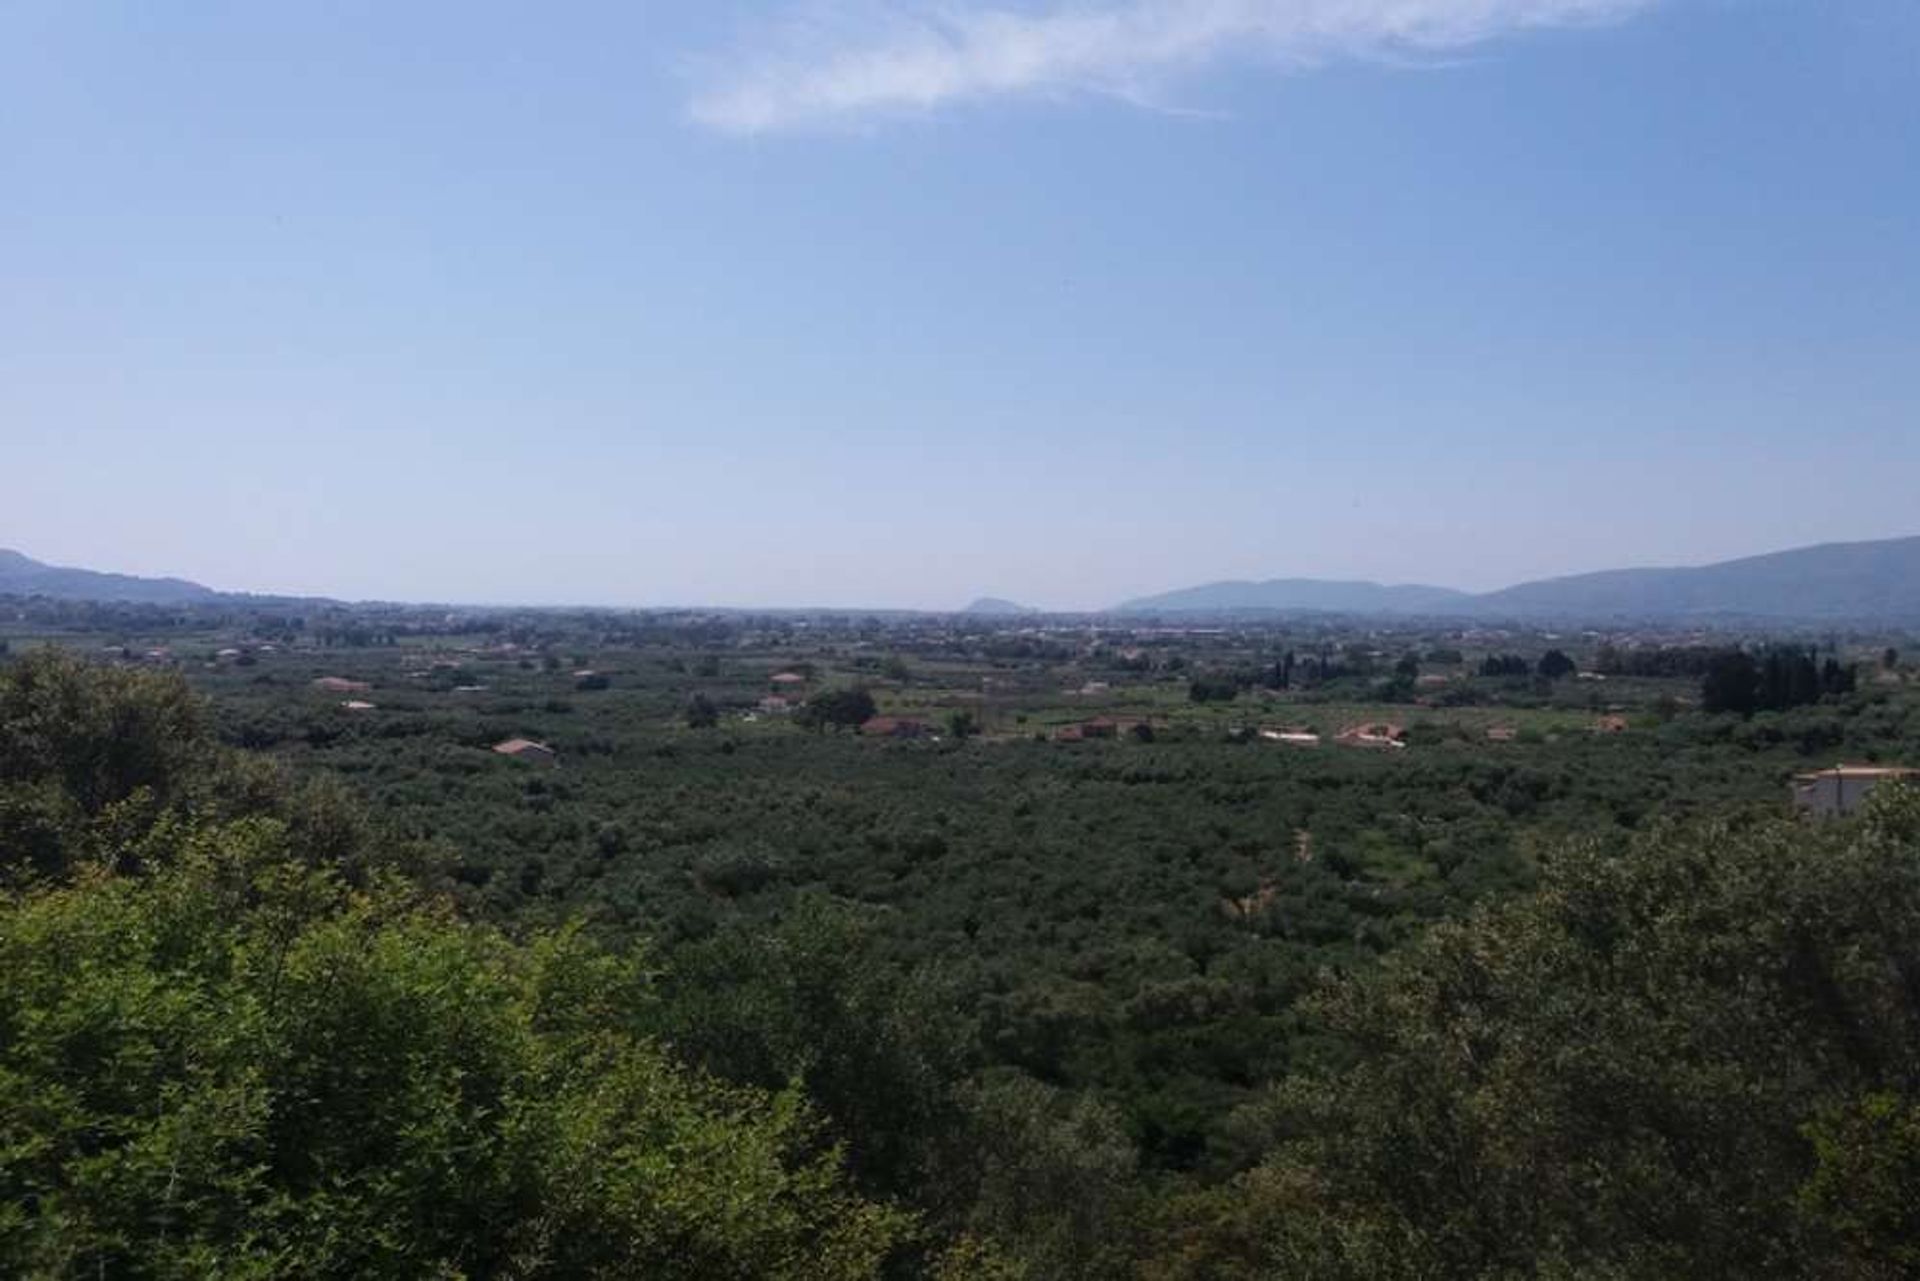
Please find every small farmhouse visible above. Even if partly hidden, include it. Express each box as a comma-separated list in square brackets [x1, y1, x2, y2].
[1055, 718, 1122, 743]
[492, 738, 558, 765]
[1791, 765, 1919, 817]
[1338, 722, 1407, 750]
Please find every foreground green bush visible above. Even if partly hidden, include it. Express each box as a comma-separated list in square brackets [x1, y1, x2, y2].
[0, 819, 909, 1279]
[1152, 787, 1920, 1279]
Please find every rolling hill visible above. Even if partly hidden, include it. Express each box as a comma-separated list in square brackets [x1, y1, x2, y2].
[1115, 536, 1920, 623]
[961, 597, 1037, 615]
[0, 549, 219, 604]
[1470, 537, 1920, 621]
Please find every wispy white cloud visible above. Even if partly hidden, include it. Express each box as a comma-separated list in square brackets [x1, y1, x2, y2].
[690, 0, 1658, 134]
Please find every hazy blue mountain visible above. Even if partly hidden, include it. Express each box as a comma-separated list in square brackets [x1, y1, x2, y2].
[1116, 579, 1474, 616]
[10, 535, 1919, 622]
[1118, 537, 1920, 622]
[962, 596, 1037, 615]
[1472, 536, 1920, 621]
[0, 549, 219, 604]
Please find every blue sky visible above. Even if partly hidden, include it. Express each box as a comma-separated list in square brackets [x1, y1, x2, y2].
[3, 0, 1916, 609]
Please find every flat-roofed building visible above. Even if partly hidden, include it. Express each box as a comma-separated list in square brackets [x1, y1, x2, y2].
[1791, 765, 1919, 817]
[492, 738, 558, 765]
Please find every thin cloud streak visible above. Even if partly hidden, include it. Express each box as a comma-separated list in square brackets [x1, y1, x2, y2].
[691, 0, 1658, 134]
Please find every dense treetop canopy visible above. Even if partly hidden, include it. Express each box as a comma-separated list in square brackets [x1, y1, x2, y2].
[1, 613, 1917, 1276]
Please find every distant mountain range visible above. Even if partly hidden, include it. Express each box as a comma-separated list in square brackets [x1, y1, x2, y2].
[1470, 538, 1920, 621]
[6, 536, 1919, 623]
[0, 549, 218, 604]
[1116, 536, 1920, 623]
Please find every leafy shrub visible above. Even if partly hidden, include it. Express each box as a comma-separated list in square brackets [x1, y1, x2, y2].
[0, 824, 909, 1279]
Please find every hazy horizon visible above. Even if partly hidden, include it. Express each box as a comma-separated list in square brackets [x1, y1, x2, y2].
[6, 2, 1917, 611]
[10, 532, 1920, 615]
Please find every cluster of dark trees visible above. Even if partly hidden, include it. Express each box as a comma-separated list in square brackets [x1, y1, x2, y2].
[1595, 642, 1723, 677]
[1702, 645, 1858, 716]
[1186, 673, 1244, 703]
[1477, 650, 1574, 679]
[1188, 645, 1434, 702]
[798, 685, 879, 730]
[1479, 653, 1532, 677]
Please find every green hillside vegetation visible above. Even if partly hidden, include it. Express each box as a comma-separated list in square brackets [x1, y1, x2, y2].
[3, 608, 1919, 1275]
[0, 654, 908, 1278]
[1159, 791, 1920, 1277]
